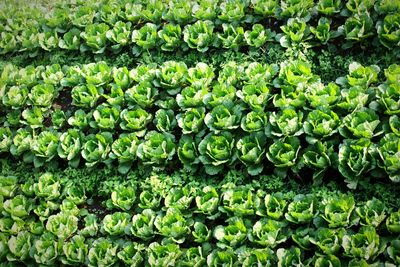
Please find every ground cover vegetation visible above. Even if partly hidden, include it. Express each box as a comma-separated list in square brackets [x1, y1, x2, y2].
[0, 0, 400, 266]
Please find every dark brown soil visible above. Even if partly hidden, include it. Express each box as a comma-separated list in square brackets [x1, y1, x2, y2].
[54, 87, 73, 112]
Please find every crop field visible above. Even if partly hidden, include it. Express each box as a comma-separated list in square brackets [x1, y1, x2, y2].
[0, 0, 400, 266]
